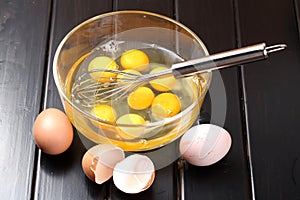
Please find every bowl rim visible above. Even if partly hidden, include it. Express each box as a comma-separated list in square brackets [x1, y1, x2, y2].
[53, 10, 212, 128]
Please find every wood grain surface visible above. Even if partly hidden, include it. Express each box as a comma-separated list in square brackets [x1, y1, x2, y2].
[177, 0, 251, 199]
[34, 1, 112, 199]
[0, 1, 51, 199]
[237, 0, 300, 199]
[0, 0, 300, 199]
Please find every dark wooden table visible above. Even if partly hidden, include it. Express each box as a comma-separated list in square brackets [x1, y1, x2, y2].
[1, 0, 300, 199]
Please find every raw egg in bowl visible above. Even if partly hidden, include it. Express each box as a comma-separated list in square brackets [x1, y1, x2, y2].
[53, 10, 211, 151]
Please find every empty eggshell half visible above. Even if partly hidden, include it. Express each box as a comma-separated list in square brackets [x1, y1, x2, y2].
[179, 124, 232, 166]
[113, 154, 155, 194]
[82, 144, 125, 184]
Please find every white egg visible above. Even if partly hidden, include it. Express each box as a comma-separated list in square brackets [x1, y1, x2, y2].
[82, 144, 125, 184]
[179, 124, 232, 166]
[113, 154, 155, 194]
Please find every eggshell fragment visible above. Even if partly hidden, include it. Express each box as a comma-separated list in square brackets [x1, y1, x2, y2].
[33, 108, 73, 155]
[81, 149, 95, 181]
[82, 144, 125, 184]
[113, 154, 155, 194]
[179, 124, 232, 166]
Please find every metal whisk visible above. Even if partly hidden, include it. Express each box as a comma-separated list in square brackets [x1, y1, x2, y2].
[72, 43, 286, 107]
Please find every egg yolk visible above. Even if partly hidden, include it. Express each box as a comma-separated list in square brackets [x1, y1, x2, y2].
[91, 104, 117, 123]
[120, 49, 149, 71]
[116, 113, 145, 125]
[151, 93, 181, 118]
[116, 114, 146, 138]
[149, 66, 177, 92]
[117, 69, 142, 81]
[128, 87, 155, 110]
[88, 56, 119, 83]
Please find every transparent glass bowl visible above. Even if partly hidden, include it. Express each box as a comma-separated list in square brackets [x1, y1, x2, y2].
[53, 10, 211, 151]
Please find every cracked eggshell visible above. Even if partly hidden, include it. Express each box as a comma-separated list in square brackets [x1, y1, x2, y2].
[113, 154, 155, 194]
[81, 148, 95, 181]
[82, 144, 125, 184]
[179, 124, 232, 166]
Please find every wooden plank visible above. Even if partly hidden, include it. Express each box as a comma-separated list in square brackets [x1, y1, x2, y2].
[237, 0, 300, 199]
[177, 0, 252, 199]
[34, 0, 112, 199]
[109, 1, 178, 199]
[295, 0, 300, 39]
[115, 0, 174, 17]
[0, 0, 51, 199]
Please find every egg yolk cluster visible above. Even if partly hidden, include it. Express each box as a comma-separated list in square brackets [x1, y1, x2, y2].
[88, 49, 181, 136]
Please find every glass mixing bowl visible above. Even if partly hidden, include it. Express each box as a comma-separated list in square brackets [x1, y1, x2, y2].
[53, 10, 211, 151]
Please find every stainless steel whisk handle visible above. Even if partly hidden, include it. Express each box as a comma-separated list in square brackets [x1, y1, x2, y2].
[171, 43, 287, 78]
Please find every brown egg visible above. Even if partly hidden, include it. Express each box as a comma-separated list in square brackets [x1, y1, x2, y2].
[33, 108, 73, 155]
